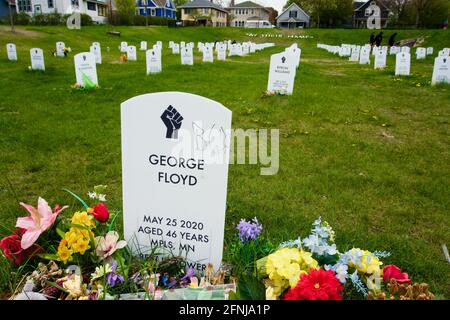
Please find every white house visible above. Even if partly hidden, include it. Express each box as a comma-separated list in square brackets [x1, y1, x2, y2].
[15, 0, 108, 23]
[276, 2, 310, 28]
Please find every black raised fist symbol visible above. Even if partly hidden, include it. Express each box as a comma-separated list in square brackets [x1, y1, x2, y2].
[282, 56, 286, 63]
[161, 105, 183, 139]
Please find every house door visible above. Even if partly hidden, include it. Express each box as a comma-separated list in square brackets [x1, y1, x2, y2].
[34, 5, 41, 14]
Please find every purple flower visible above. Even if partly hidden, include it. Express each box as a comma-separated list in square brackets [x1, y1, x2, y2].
[236, 217, 263, 243]
[180, 268, 196, 286]
[106, 260, 124, 287]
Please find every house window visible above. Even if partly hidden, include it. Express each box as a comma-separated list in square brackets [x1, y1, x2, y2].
[289, 11, 298, 18]
[203, 8, 208, 15]
[87, 2, 96, 11]
[47, 0, 53, 9]
[98, 5, 106, 16]
[151, 9, 155, 16]
[17, 0, 32, 12]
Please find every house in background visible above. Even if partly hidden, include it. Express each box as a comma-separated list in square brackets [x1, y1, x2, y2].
[11, 0, 108, 23]
[135, 0, 176, 19]
[276, 2, 310, 28]
[227, 0, 271, 27]
[265, 6, 278, 25]
[0, 0, 15, 19]
[353, 0, 390, 28]
[179, 0, 227, 27]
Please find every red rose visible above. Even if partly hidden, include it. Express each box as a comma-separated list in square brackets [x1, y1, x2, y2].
[383, 264, 412, 284]
[0, 229, 41, 265]
[90, 203, 110, 223]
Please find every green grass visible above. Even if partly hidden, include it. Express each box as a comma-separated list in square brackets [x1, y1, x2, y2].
[0, 25, 449, 298]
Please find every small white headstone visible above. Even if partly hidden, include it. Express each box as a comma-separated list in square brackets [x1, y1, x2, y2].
[359, 47, 371, 65]
[349, 47, 360, 62]
[426, 47, 433, 55]
[121, 92, 232, 271]
[267, 52, 296, 95]
[30, 48, 45, 71]
[120, 42, 128, 53]
[56, 42, 65, 57]
[140, 41, 148, 51]
[401, 46, 410, 53]
[431, 56, 450, 85]
[416, 47, 426, 60]
[172, 44, 180, 54]
[127, 46, 137, 61]
[90, 43, 102, 64]
[374, 50, 387, 69]
[395, 52, 411, 76]
[74, 52, 98, 87]
[181, 47, 194, 65]
[217, 44, 226, 61]
[285, 45, 301, 67]
[6, 43, 17, 61]
[203, 46, 214, 63]
[438, 48, 450, 57]
[146, 49, 162, 74]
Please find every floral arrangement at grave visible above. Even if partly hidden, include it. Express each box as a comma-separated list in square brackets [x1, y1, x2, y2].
[0, 187, 435, 300]
[0, 187, 236, 300]
[52, 47, 71, 57]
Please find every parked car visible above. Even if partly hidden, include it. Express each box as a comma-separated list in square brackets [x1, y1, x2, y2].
[244, 20, 275, 28]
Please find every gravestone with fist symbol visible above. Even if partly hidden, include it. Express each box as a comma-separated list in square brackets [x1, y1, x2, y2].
[160, 106, 183, 139]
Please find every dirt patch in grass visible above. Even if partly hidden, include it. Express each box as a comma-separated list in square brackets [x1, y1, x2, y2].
[0, 26, 43, 38]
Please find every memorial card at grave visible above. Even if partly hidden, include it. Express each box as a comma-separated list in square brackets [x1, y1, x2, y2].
[426, 47, 433, 55]
[121, 92, 232, 271]
[217, 44, 226, 61]
[203, 46, 214, 63]
[74, 52, 98, 87]
[56, 42, 65, 57]
[6, 43, 17, 61]
[146, 49, 162, 74]
[90, 43, 102, 64]
[140, 41, 148, 51]
[416, 47, 426, 60]
[431, 56, 450, 85]
[395, 52, 411, 76]
[120, 42, 128, 53]
[181, 47, 194, 65]
[374, 50, 387, 69]
[30, 48, 45, 71]
[172, 43, 180, 54]
[267, 52, 296, 95]
[127, 46, 137, 61]
[359, 47, 370, 65]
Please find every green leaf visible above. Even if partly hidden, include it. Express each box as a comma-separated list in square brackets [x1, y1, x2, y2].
[62, 188, 89, 209]
[37, 253, 60, 261]
[56, 227, 66, 239]
[236, 273, 266, 300]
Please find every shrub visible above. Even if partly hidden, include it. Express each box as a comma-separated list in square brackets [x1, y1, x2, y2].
[14, 12, 31, 25]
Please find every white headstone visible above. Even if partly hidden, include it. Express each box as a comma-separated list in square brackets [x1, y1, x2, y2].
[285, 45, 301, 68]
[74, 52, 98, 87]
[30, 48, 45, 71]
[401, 46, 410, 53]
[374, 50, 387, 69]
[217, 44, 226, 61]
[395, 52, 411, 76]
[146, 49, 162, 74]
[172, 44, 180, 54]
[426, 47, 433, 55]
[169, 41, 174, 49]
[181, 47, 194, 65]
[267, 52, 296, 95]
[90, 43, 102, 64]
[438, 48, 450, 57]
[6, 43, 17, 61]
[120, 42, 128, 53]
[203, 46, 214, 63]
[127, 46, 137, 61]
[242, 43, 250, 55]
[349, 47, 360, 62]
[359, 47, 371, 65]
[416, 47, 426, 60]
[140, 41, 148, 51]
[56, 42, 65, 57]
[431, 56, 450, 85]
[121, 92, 232, 271]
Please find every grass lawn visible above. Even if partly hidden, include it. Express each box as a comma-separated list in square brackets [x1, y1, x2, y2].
[0, 25, 449, 298]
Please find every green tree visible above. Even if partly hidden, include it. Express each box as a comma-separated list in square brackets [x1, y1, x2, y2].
[285, 0, 337, 27]
[116, 0, 135, 24]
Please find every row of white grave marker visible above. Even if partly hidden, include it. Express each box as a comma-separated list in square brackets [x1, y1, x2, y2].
[317, 43, 450, 85]
[267, 44, 301, 95]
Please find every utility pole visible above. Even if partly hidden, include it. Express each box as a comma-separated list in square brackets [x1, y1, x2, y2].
[8, 0, 15, 33]
[143, 0, 149, 27]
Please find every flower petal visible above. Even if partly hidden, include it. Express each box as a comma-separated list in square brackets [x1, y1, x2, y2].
[115, 240, 127, 250]
[21, 230, 41, 250]
[37, 197, 52, 219]
[16, 217, 36, 231]
[54, 205, 69, 215]
[105, 231, 119, 245]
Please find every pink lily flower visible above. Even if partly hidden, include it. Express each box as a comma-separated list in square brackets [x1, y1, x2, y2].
[16, 197, 68, 250]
